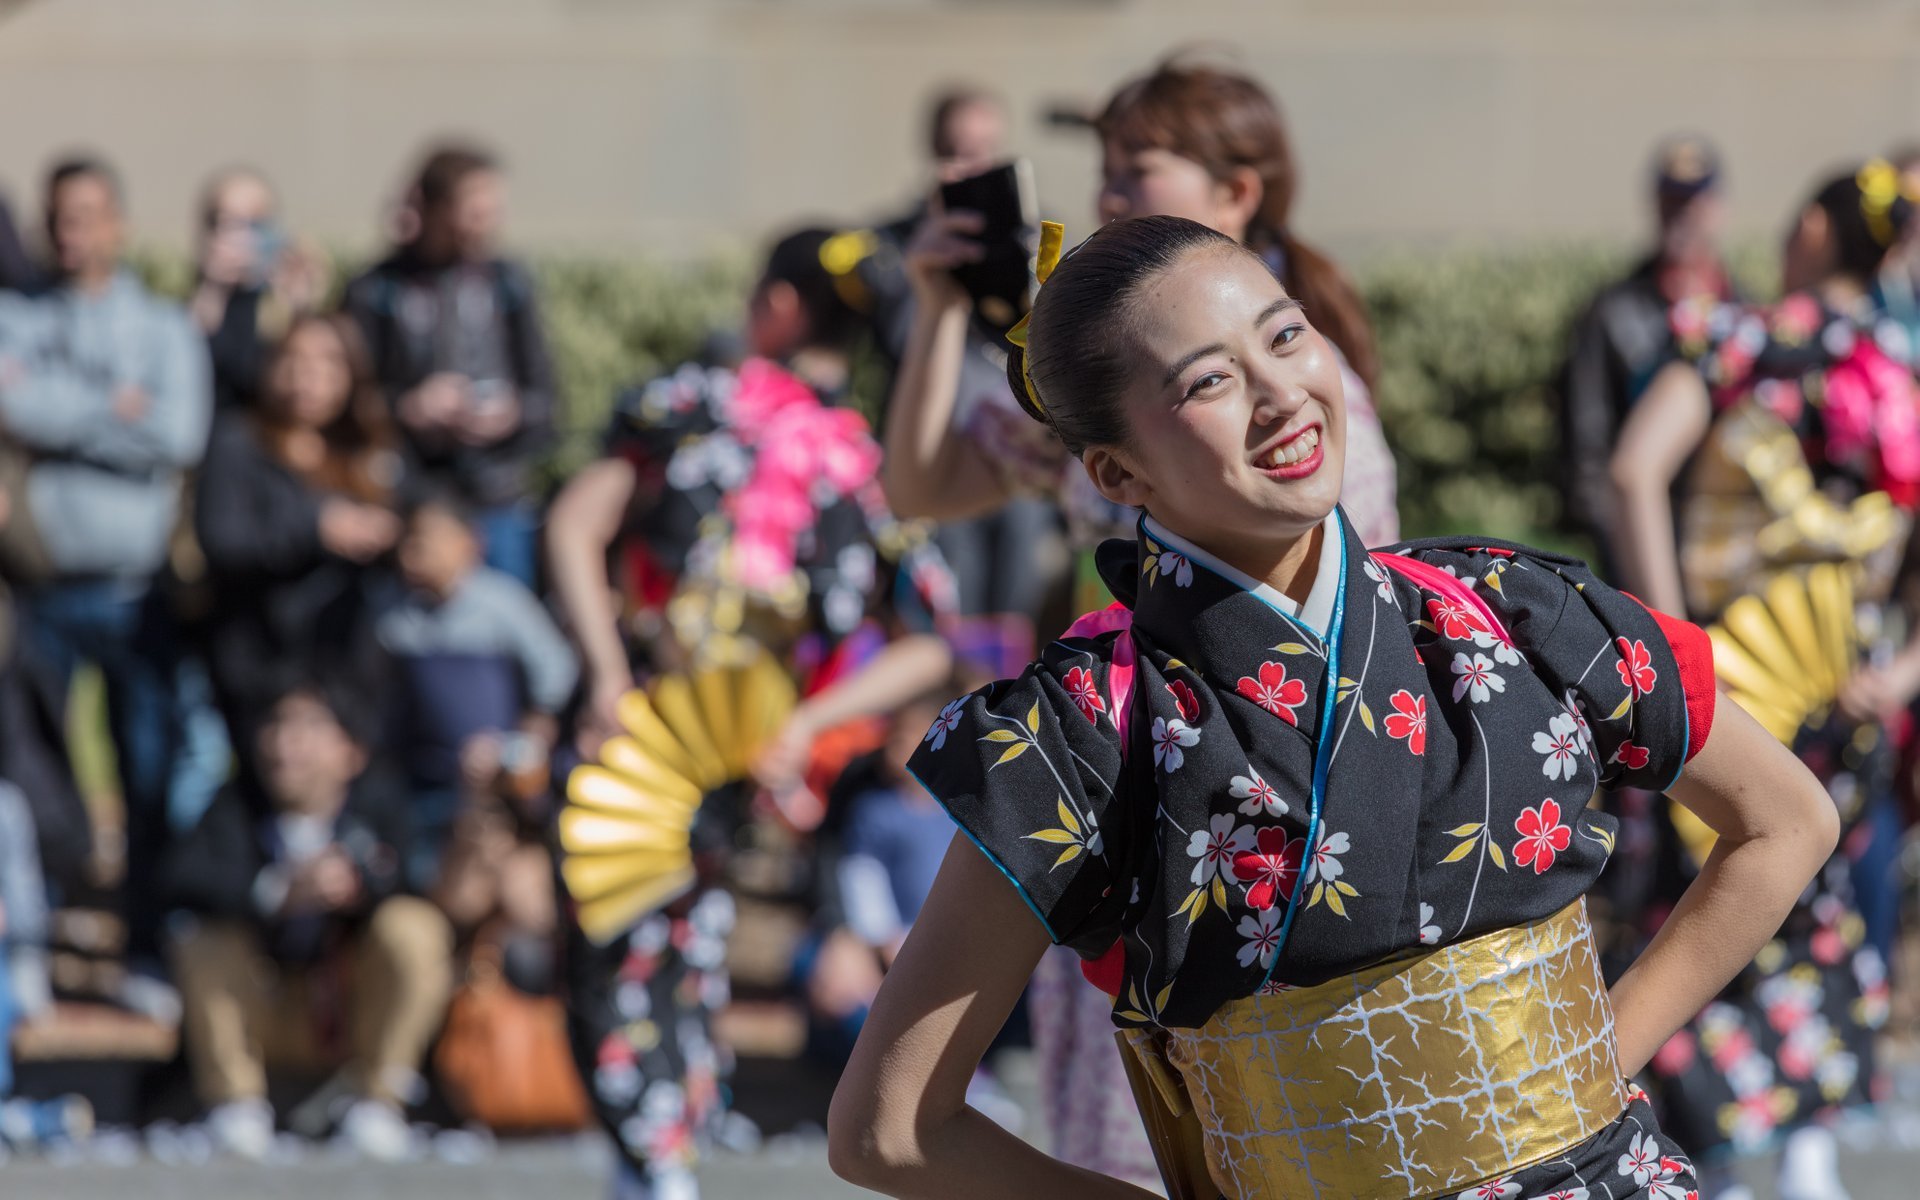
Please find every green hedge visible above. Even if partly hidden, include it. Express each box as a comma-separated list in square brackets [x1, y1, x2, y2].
[133, 242, 1776, 549]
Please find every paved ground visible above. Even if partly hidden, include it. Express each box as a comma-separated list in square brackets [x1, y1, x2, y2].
[4, 1133, 1920, 1200]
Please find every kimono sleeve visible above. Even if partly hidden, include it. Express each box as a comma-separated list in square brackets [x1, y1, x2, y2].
[1419, 545, 1715, 791]
[906, 640, 1130, 954]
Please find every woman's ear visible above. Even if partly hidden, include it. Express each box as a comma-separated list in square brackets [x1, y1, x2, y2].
[1212, 165, 1266, 245]
[1083, 446, 1151, 511]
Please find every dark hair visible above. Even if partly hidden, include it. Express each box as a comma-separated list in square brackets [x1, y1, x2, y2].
[1097, 60, 1378, 390]
[927, 85, 1002, 160]
[45, 155, 123, 209]
[261, 672, 376, 749]
[257, 313, 398, 506]
[1809, 162, 1916, 281]
[400, 481, 476, 529]
[413, 142, 498, 212]
[1005, 215, 1247, 455]
[761, 227, 871, 352]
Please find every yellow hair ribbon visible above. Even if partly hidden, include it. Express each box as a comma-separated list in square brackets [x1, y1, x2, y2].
[818, 229, 878, 313]
[1006, 220, 1066, 417]
[1857, 159, 1904, 248]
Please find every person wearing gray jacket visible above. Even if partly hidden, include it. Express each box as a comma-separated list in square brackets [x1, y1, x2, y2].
[0, 158, 212, 984]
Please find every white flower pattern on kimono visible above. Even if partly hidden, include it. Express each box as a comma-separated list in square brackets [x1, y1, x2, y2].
[1616, 1131, 1664, 1187]
[1364, 556, 1398, 606]
[924, 699, 965, 751]
[1305, 828, 1350, 884]
[1187, 814, 1253, 887]
[1230, 768, 1287, 818]
[1418, 902, 1441, 944]
[1450, 651, 1506, 704]
[1532, 712, 1584, 781]
[1237, 907, 1283, 968]
[1152, 716, 1200, 772]
[1158, 550, 1194, 587]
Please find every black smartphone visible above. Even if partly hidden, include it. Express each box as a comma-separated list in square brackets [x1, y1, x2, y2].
[938, 159, 1039, 337]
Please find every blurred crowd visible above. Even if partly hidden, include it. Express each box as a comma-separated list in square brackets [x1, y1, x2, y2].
[0, 52, 1915, 1200]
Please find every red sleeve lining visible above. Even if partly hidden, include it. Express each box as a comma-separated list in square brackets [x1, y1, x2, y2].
[1643, 606, 1716, 762]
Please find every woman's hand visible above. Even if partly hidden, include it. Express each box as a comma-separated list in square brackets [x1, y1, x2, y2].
[1837, 638, 1920, 724]
[904, 206, 985, 309]
[575, 666, 635, 760]
[318, 499, 400, 563]
[751, 706, 819, 794]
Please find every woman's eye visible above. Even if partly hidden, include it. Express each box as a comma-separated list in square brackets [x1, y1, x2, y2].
[1185, 372, 1227, 398]
[1272, 324, 1305, 349]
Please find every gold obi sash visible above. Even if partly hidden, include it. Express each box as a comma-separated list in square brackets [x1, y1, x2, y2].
[1116, 900, 1627, 1200]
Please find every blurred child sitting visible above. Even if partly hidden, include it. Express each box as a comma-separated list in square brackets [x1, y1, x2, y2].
[375, 489, 576, 957]
[163, 681, 453, 1161]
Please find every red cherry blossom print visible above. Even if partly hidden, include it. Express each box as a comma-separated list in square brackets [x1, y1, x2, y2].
[1062, 665, 1107, 724]
[1235, 661, 1307, 726]
[1383, 689, 1427, 755]
[1231, 827, 1304, 911]
[1513, 799, 1572, 875]
[1165, 678, 1201, 723]
[1615, 637, 1658, 698]
[1612, 741, 1652, 771]
[1427, 596, 1488, 641]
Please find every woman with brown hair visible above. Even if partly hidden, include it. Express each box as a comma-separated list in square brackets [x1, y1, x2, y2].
[196, 312, 405, 760]
[883, 57, 1398, 550]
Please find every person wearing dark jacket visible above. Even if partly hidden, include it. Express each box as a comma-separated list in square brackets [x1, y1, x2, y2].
[195, 313, 402, 764]
[187, 167, 327, 411]
[341, 143, 554, 587]
[1560, 136, 1738, 573]
[165, 681, 452, 1163]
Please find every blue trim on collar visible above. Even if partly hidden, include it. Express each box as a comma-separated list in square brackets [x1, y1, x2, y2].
[1257, 520, 1347, 989]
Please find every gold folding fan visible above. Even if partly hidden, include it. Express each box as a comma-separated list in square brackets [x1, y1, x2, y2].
[1672, 564, 1858, 865]
[1703, 563, 1859, 745]
[560, 651, 797, 944]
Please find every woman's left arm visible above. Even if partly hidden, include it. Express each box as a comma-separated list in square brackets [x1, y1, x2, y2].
[753, 634, 954, 791]
[1606, 698, 1839, 1075]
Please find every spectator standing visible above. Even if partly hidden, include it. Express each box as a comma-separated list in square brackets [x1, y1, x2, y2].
[195, 313, 402, 765]
[188, 167, 328, 411]
[165, 682, 452, 1162]
[0, 158, 212, 1001]
[343, 144, 555, 588]
[874, 86, 1068, 637]
[1560, 136, 1737, 572]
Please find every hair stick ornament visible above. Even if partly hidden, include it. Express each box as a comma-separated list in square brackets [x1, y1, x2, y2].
[1005, 219, 1066, 420]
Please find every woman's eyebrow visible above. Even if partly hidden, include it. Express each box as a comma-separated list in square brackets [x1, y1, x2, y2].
[1256, 297, 1303, 326]
[1160, 298, 1306, 387]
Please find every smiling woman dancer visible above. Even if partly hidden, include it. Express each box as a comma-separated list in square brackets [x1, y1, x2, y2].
[827, 216, 1837, 1200]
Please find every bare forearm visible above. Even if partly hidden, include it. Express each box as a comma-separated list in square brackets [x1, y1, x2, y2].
[1609, 824, 1826, 1075]
[800, 634, 952, 732]
[548, 535, 628, 685]
[1610, 477, 1688, 616]
[881, 299, 1007, 521]
[842, 1107, 1156, 1200]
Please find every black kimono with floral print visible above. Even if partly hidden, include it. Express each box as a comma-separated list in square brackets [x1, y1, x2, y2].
[910, 510, 1712, 1032]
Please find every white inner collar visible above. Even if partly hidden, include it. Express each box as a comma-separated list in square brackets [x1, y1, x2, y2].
[1143, 511, 1344, 637]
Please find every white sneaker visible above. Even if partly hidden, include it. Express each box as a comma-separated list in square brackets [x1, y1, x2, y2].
[206, 1099, 275, 1162]
[337, 1098, 413, 1163]
[1777, 1124, 1851, 1200]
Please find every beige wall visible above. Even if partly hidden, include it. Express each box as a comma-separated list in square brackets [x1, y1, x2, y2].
[4, 0, 1920, 261]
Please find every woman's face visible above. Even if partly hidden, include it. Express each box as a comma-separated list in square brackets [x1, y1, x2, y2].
[272, 323, 353, 429]
[1084, 246, 1346, 569]
[1098, 141, 1251, 244]
[1781, 202, 1838, 295]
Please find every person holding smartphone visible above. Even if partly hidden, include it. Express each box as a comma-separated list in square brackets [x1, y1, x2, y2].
[190, 167, 327, 411]
[883, 57, 1399, 553]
